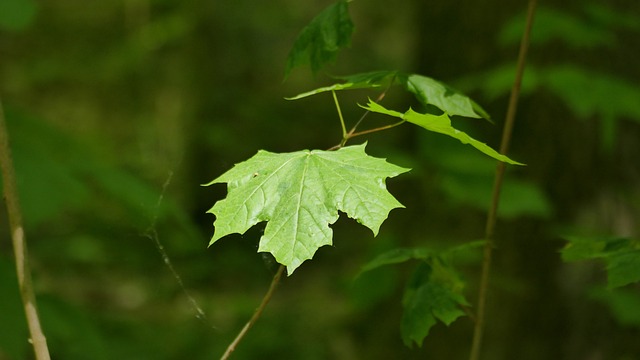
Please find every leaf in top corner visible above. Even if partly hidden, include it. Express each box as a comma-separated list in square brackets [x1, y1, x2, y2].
[205, 143, 409, 275]
[402, 74, 491, 120]
[362, 100, 524, 165]
[285, 1, 354, 77]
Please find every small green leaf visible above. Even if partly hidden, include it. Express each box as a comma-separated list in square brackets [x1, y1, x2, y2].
[607, 250, 640, 288]
[562, 236, 640, 288]
[402, 74, 491, 120]
[561, 236, 610, 262]
[205, 143, 410, 275]
[285, 0, 354, 77]
[362, 100, 524, 165]
[286, 70, 397, 100]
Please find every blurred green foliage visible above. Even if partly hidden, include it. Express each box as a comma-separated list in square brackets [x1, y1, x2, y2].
[0, 0, 639, 359]
[0, 0, 37, 32]
[458, 4, 640, 150]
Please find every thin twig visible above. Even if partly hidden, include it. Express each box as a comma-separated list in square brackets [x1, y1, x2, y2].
[144, 171, 215, 328]
[0, 100, 51, 360]
[348, 120, 406, 138]
[345, 74, 396, 138]
[468, 1, 537, 359]
[220, 264, 285, 360]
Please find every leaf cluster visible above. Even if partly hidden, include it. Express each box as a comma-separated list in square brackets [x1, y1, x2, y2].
[288, 70, 522, 165]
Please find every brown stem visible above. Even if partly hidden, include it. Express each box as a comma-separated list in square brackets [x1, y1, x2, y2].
[327, 118, 405, 151]
[0, 100, 51, 360]
[468, 1, 537, 359]
[349, 120, 406, 138]
[220, 264, 285, 360]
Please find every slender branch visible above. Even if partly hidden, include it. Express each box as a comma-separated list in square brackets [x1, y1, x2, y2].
[0, 100, 51, 360]
[220, 264, 285, 360]
[349, 120, 406, 138]
[468, 1, 537, 360]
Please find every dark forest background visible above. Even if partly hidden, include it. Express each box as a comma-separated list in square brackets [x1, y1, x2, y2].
[1, 0, 639, 359]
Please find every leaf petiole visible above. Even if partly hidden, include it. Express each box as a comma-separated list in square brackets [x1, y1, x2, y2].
[349, 119, 406, 138]
[331, 90, 348, 146]
[346, 73, 396, 138]
[328, 119, 406, 150]
[331, 74, 399, 150]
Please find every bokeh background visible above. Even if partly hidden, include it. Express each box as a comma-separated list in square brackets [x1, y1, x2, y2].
[1, 0, 639, 359]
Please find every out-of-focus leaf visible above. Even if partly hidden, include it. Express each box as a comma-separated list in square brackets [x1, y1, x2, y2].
[561, 236, 605, 261]
[542, 66, 640, 122]
[205, 143, 409, 275]
[1, 108, 191, 229]
[562, 236, 640, 288]
[499, 7, 616, 49]
[590, 287, 640, 327]
[416, 134, 551, 218]
[358, 243, 475, 346]
[285, 0, 354, 77]
[460, 65, 640, 124]
[457, 63, 640, 149]
[0, 0, 37, 31]
[358, 247, 431, 275]
[401, 262, 467, 347]
[2, 109, 92, 226]
[584, 4, 640, 31]
[607, 250, 640, 289]
[362, 100, 523, 165]
[454, 64, 540, 100]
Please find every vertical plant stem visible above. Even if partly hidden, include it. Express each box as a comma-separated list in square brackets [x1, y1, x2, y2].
[220, 264, 285, 360]
[469, 1, 537, 359]
[0, 100, 51, 360]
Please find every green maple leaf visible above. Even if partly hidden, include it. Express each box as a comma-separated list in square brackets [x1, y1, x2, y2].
[205, 143, 409, 275]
